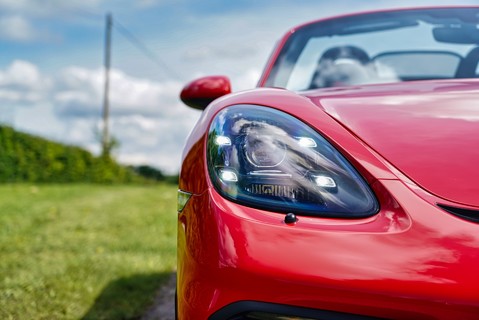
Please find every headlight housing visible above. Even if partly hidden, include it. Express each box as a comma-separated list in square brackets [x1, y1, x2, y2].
[207, 105, 378, 217]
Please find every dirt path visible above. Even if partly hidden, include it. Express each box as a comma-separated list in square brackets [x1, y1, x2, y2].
[142, 272, 176, 320]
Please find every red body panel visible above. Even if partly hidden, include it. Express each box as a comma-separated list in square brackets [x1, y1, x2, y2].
[306, 80, 479, 208]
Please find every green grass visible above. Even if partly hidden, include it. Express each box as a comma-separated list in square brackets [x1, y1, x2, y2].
[0, 183, 177, 319]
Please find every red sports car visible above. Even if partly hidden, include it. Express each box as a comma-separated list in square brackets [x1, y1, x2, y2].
[177, 7, 479, 319]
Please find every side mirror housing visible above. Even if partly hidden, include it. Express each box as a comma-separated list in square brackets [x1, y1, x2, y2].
[180, 76, 231, 110]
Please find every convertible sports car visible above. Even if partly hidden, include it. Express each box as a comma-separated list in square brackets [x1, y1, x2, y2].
[177, 7, 479, 320]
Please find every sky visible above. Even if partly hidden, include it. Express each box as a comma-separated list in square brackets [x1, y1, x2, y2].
[1, 0, 477, 174]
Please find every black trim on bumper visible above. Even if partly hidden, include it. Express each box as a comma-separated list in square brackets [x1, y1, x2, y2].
[209, 301, 384, 320]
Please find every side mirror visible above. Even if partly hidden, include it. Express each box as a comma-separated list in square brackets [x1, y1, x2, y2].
[180, 76, 232, 110]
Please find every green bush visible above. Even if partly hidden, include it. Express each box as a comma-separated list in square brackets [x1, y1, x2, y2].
[0, 126, 141, 183]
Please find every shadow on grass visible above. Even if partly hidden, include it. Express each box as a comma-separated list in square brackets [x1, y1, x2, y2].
[82, 272, 174, 320]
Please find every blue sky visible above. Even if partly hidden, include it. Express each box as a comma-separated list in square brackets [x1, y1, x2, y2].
[1, 0, 477, 173]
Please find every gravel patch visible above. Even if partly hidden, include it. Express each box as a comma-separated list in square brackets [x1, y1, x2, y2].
[142, 272, 176, 320]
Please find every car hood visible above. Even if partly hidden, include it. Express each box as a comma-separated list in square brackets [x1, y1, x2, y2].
[303, 80, 479, 207]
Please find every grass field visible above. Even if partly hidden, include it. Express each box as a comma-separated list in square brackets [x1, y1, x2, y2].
[0, 183, 177, 319]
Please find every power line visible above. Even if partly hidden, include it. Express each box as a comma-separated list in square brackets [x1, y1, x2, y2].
[112, 18, 181, 81]
[60, 8, 179, 81]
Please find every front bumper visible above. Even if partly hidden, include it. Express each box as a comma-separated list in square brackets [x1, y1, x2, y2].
[177, 179, 479, 319]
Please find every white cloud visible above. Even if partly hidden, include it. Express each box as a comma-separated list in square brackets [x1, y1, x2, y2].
[136, 0, 160, 8]
[3, 60, 43, 86]
[0, 60, 51, 104]
[0, 0, 31, 11]
[232, 68, 261, 92]
[0, 0, 103, 15]
[0, 15, 38, 42]
[0, 0, 105, 43]
[183, 44, 260, 62]
[53, 67, 186, 118]
[110, 115, 200, 173]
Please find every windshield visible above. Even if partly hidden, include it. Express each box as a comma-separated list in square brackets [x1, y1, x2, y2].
[265, 8, 479, 90]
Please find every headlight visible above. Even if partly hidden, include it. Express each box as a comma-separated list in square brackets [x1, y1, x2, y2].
[207, 105, 378, 217]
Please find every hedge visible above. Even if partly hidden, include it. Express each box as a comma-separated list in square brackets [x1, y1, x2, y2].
[0, 126, 141, 183]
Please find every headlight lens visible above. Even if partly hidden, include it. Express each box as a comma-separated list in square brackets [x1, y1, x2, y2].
[207, 105, 378, 217]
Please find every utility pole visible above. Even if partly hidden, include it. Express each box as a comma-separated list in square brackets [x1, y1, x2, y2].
[101, 13, 112, 157]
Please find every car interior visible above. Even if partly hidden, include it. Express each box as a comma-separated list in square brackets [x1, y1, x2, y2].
[308, 45, 479, 89]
